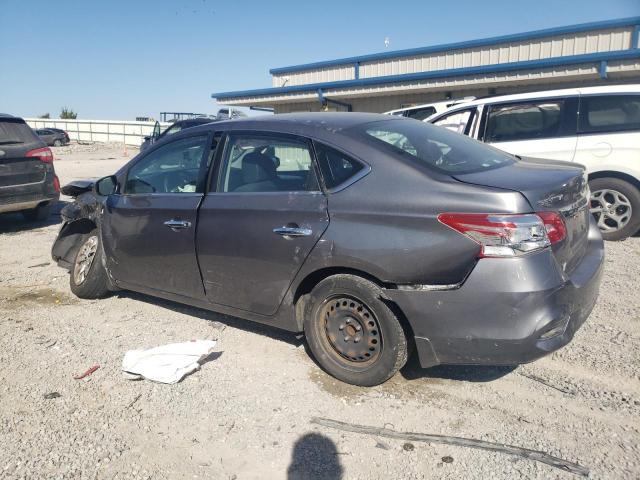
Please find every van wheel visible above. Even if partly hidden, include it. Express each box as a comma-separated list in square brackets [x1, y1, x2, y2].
[22, 203, 50, 222]
[304, 274, 408, 386]
[589, 178, 640, 241]
[70, 231, 110, 299]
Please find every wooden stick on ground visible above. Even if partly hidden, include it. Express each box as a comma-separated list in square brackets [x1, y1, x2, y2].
[311, 417, 589, 477]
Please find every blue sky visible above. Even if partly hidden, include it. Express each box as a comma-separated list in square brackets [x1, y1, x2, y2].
[1, 0, 638, 120]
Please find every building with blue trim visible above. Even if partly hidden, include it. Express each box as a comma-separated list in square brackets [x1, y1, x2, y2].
[212, 17, 640, 114]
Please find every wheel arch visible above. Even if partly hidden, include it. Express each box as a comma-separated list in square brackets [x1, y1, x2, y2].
[291, 267, 416, 348]
[588, 170, 640, 191]
[51, 218, 98, 270]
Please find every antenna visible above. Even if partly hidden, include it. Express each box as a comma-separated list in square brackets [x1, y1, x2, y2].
[384, 37, 390, 49]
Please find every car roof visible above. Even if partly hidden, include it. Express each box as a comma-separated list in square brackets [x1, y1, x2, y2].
[206, 112, 394, 131]
[445, 84, 640, 109]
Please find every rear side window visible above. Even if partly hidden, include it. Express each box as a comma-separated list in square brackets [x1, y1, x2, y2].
[578, 95, 640, 134]
[219, 134, 319, 193]
[359, 119, 514, 174]
[406, 106, 436, 121]
[314, 143, 365, 189]
[0, 119, 39, 144]
[484, 100, 565, 142]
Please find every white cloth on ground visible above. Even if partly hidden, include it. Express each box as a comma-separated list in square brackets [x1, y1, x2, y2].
[121, 340, 217, 384]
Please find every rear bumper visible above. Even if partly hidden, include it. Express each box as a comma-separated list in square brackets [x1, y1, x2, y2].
[0, 194, 59, 214]
[384, 218, 604, 368]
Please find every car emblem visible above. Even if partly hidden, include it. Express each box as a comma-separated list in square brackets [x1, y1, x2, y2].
[0, 150, 5, 157]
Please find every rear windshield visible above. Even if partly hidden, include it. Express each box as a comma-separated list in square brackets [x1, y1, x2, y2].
[356, 119, 514, 174]
[0, 119, 38, 145]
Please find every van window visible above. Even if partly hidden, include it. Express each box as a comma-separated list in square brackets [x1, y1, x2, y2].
[406, 106, 436, 121]
[485, 100, 565, 142]
[578, 95, 640, 134]
[432, 109, 475, 134]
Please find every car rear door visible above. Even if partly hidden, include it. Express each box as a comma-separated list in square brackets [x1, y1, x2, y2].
[480, 97, 579, 161]
[196, 131, 329, 316]
[101, 132, 214, 298]
[573, 93, 640, 173]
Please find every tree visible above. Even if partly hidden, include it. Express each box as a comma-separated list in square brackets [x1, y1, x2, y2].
[60, 107, 77, 119]
[39, 113, 50, 119]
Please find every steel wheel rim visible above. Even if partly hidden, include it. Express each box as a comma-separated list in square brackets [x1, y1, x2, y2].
[320, 295, 382, 365]
[590, 189, 633, 232]
[73, 236, 98, 285]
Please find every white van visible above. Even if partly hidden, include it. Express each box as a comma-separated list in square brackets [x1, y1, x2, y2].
[428, 85, 640, 240]
[385, 98, 474, 121]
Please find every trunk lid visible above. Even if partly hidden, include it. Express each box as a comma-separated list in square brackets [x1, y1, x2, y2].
[452, 157, 591, 273]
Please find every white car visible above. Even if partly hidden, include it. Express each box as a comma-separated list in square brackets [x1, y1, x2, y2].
[384, 98, 475, 121]
[428, 85, 640, 241]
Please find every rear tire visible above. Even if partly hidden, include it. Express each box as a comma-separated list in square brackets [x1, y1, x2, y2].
[22, 203, 50, 222]
[589, 177, 640, 241]
[304, 274, 408, 386]
[69, 230, 110, 299]
[53, 139, 62, 147]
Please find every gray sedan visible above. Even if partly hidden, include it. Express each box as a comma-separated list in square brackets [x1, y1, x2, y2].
[51, 113, 603, 386]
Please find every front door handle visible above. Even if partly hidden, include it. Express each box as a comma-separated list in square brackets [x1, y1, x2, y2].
[273, 226, 313, 238]
[164, 219, 192, 231]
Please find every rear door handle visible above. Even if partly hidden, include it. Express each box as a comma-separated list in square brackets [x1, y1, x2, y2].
[164, 219, 192, 230]
[273, 226, 313, 237]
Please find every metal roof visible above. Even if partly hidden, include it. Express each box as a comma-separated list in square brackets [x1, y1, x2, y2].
[212, 50, 640, 100]
[268, 16, 640, 75]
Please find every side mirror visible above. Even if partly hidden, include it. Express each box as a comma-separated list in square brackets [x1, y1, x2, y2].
[94, 175, 118, 196]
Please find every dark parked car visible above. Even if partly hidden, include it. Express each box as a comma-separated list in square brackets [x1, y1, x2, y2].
[140, 117, 217, 152]
[52, 113, 603, 386]
[0, 114, 60, 221]
[35, 128, 69, 147]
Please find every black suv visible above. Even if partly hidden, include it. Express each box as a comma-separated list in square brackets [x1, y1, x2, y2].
[0, 115, 60, 221]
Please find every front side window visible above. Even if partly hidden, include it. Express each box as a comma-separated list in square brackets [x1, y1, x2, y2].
[219, 134, 319, 193]
[359, 119, 514, 174]
[125, 135, 209, 194]
[314, 143, 365, 189]
[578, 95, 640, 134]
[485, 100, 564, 142]
[432, 109, 474, 134]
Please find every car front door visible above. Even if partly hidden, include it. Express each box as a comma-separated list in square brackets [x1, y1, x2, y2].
[196, 132, 329, 316]
[101, 133, 214, 298]
[480, 97, 579, 161]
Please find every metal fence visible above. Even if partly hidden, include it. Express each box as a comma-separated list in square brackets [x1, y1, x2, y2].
[24, 118, 171, 146]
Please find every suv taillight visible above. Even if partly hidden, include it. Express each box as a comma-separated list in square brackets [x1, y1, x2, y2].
[25, 147, 53, 164]
[438, 212, 566, 258]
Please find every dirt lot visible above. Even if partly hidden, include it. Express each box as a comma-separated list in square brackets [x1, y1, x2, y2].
[1, 144, 639, 479]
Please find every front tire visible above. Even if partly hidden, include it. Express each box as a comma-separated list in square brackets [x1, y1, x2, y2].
[304, 274, 408, 386]
[589, 177, 640, 241]
[70, 231, 110, 299]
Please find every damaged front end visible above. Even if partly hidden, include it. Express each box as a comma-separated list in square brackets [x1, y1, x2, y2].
[52, 180, 104, 270]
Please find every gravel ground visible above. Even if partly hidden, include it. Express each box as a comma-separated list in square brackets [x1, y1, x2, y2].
[0, 143, 639, 479]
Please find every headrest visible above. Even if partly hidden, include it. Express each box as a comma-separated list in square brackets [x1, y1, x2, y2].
[242, 152, 277, 184]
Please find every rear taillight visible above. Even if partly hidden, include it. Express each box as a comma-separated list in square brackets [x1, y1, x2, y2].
[438, 212, 564, 258]
[53, 175, 60, 193]
[537, 211, 567, 244]
[26, 147, 54, 164]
